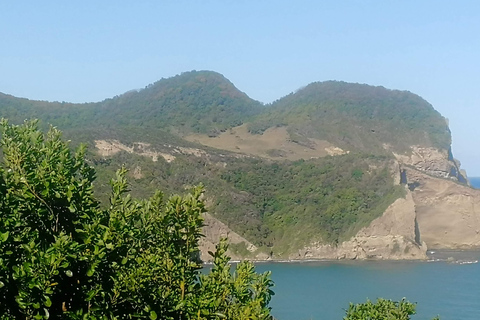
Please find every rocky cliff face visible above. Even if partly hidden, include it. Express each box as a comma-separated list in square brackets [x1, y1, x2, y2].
[393, 146, 467, 183]
[391, 143, 480, 251]
[290, 191, 427, 260]
[405, 168, 480, 249]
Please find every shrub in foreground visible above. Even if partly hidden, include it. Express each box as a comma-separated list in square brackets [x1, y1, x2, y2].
[0, 120, 273, 319]
[344, 298, 440, 320]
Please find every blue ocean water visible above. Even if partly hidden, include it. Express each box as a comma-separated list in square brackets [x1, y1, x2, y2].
[250, 179, 480, 319]
[469, 177, 480, 189]
[255, 252, 480, 320]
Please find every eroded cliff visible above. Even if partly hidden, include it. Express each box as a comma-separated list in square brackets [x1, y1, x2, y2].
[405, 168, 480, 249]
[290, 191, 427, 260]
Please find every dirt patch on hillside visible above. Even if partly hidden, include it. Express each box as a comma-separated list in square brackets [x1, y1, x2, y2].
[185, 125, 347, 160]
[95, 140, 176, 162]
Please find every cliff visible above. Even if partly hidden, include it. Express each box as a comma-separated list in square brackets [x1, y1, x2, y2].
[289, 191, 427, 260]
[393, 145, 480, 250]
[199, 146, 480, 261]
[405, 168, 480, 249]
[393, 146, 467, 183]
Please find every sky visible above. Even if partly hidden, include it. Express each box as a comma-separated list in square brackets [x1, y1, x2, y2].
[1, 1, 479, 175]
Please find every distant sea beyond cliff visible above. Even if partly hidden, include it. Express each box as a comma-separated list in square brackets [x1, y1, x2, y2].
[470, 177, 480, 188]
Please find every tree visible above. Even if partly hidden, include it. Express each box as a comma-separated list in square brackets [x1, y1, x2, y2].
[0, 119, 274, 319]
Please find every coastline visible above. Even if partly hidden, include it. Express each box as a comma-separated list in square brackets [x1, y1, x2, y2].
[202, 249, 480, 266]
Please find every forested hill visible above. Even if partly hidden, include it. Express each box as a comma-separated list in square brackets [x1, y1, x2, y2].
[0, 71, 450, 155]
[0, 71, 457, 257]
[0, 70, 264, 136]
[96, 71, 264, 135]
[248, 81, 451, 153]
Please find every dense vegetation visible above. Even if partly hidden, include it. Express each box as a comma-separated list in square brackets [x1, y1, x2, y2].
[0, 120, 274, 319]
[220, 155, 403, 252]
[344, 299, 439, 320]
[81, 137, 403, 256]
[0, 71, 264, 136]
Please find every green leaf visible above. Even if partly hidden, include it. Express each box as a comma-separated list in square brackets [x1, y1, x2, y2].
[44, 296, 52, 307]
[149, 311, 157, 320]
[0, 231, 9, 242]
[87, 266, 95, 277]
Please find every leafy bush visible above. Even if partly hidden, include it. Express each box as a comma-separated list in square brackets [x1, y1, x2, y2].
[343, 298, 440, 320]
[0, 120, 273, 319]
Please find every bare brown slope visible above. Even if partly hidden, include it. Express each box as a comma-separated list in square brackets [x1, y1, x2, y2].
[185, 124, 348, 160]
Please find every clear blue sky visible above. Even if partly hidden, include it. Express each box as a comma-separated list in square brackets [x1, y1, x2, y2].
[1, 1, 479, 175]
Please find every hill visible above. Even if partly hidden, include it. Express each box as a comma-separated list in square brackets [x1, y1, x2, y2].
[0, 70, 264, 136]
[248, 81, 451, 153]
[0, 71, 472, 259]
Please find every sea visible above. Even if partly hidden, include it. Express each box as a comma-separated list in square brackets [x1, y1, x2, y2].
[251, 178, 480, 320]
[255, 252, 480, 320]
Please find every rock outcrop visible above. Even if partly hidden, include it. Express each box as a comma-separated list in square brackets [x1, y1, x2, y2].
[290, 191, 427, 260]
[392, 144, 480, 250]
[393, 146, 467, 183]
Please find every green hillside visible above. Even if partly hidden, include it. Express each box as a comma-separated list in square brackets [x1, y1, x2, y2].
[0, 71, 453, 256]
[96, 71, 264, 135]
[0, 70, 264, 136]
[86, 140, 402, 256]
[248, 81, 451, 153]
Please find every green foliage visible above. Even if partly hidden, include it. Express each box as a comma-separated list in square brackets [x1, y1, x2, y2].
[344, 299, 415, 320]
[343, 298, 440, 320]
[0, 120, 273, 319]
[220, 154, 404, 252]
[199, 240, 274, 319]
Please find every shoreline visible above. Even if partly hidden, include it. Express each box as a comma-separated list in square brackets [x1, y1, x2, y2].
[202, 249, 480, 266]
